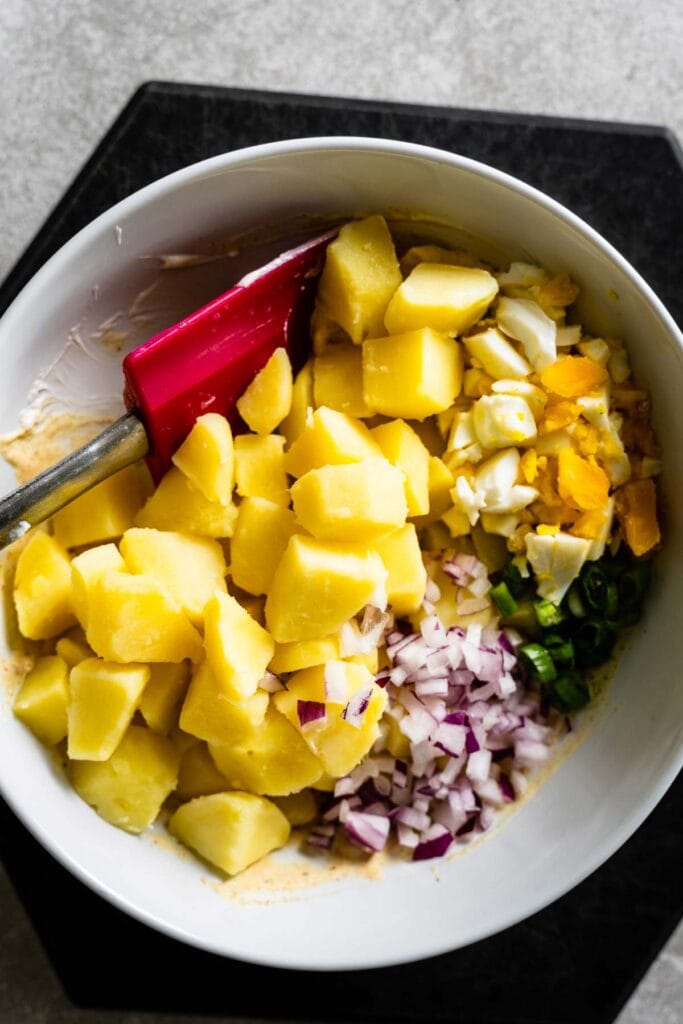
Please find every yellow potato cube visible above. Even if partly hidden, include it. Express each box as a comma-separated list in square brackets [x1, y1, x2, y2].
[280, 359, 314, 447]
[120, 528, 227, 624]
[139, 661, 191, 734]
[70, 543, 126, 630]
[234, 434, 289, 506]
[372, 524, 427, 615]
[346, 649, 380, 673]
[209, 706, 323, 796]
[313, 344, 372, 418]
[399, 244, 484, 276]
[317, 215, 402, 343]
[69, 725, 179, 833]
[14, 655, 69, 746]
[55, 634, 93, 667]
[136, 467, 238, 538]
[384, 263, 499, 335]
[442, 506, 471, 537]
[68, 658, 150, 760]
[291, 459, 407, 542]
[284, 406, 381, 478]
[273, 663, 387, 777]
[272, 790, 318, 826]
[179, 659, 268, 745]
[265, 535, 387, 643]
[14, 531, 76, 640]
[269, 635, 341, 674]
[370, 419, 430, 516]
[175, 742, 229, 801]
[413, 456, 456, 526]
[236, 347, 293, 435]
[86, 573, 203, 663]
[363, 328, 463, 419]
[383, 711, 410, 759]
[53, 464, 153, 549]
[204, 591, 274, 700]
[171, 413, 234, 504]
[169, 791, 290, 875]
[230, 498, 298, 596]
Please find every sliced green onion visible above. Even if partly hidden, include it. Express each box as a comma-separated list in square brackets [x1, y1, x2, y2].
[618, 562, 651, 610]
[566, 584, 586, 619]
[573, 619, 616, 668]
[603, 580, 619, 618]
[519, 642, 557, 683]
[501, 559, 525, 599]
[579, 563, 612, 613]
[500, 600, 541, 637]
[534, 599, 564, 628]
[543, 633, 575, 667]
[550, 671, 590, 712]
[491, 581, 518, 616]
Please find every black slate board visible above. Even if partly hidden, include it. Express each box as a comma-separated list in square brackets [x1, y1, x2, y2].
[0, 83, 681, 1024]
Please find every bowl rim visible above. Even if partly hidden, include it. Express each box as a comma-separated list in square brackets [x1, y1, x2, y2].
[1, 135, 682, 970]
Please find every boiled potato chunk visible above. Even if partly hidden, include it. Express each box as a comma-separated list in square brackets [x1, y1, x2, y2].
[171, 413, 234, 504]
[139, 661, 191, 734]
[204, 592, 274, 700]
[14, 654, 69, 746]
[291, 459, 407, 542]
[236, 347, 293, 435]
[269, 635, 341, 674]
[69, 725, 179, 833]
[209, 707, 323, 796]
[176, 742, 229, 800]
[136, 467, 238, 538]
[363, 328, 463, 419]
[265, 535, 387, 642]
[274, 663, 387, 777]
[68, 658, 150, 760]
[179, 660, 268, 745]
[384, 263, 499, 335]
[372, 524, 427, 615]
[120, 528, 227, 624]
[280, 359, 314, 448]
[233, 434, 289, 506]
[284, 406, 381, 478]
[313, 344, 372, 418]
[229, 498, 298, 596]
[55, 634, 93, 668]
[71, 543, 126, 629]
[86, 573, 203, 663]
[52, 464, 152, 549]
[317, 215, 402, 343]
[169, 791, 290, 876]
[371, 419, 430, 516]
[272, 790, 318, 826]
[413, 456, 456, 525]
[14, 531, 76, 640]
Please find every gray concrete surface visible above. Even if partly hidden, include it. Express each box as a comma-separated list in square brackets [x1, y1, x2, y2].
[0, 1, 681, 1022]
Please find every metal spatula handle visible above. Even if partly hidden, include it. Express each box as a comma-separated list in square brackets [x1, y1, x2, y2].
[0, 413, 149, 549]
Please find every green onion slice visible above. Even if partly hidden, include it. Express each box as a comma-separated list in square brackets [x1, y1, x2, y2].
[491, 581, 518, 616]
[501, 559, 525, 599]
[534, 599, 564, 628]
[550, 671, 590, 712]
[519, 642, 557, 683]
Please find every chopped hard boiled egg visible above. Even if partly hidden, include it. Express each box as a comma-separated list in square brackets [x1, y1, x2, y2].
[496, 297, 557, 371]
[472, 394, 537, 449]
[525, 531, 592, 604]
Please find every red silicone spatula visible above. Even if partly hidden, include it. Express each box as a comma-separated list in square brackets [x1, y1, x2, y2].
[0, 228, 337, 548]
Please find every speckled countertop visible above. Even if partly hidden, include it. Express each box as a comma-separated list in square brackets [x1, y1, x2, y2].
[0, 2, 681, 1022]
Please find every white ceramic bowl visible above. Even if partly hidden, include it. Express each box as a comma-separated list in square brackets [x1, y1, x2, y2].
[0, 139, 681, 970]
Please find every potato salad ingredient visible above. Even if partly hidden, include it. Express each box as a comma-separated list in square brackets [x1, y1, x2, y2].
[10, 215, 660, 877]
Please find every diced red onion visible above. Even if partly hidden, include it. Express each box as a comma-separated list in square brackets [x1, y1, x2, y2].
[344, 811, 390, 852]
[297, 700, 326, 728]
[413, 824, 453, 861]
[258, 671, 285, 693]
[342, 684, 374, 728]
[324, 661, 348, 703]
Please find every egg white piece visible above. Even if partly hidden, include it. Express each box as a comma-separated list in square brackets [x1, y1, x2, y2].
[525, 531, 592, 604]
[464, 327, 532, 380]
[497, 297, 557, 372]
[472, 394, 537, 449]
